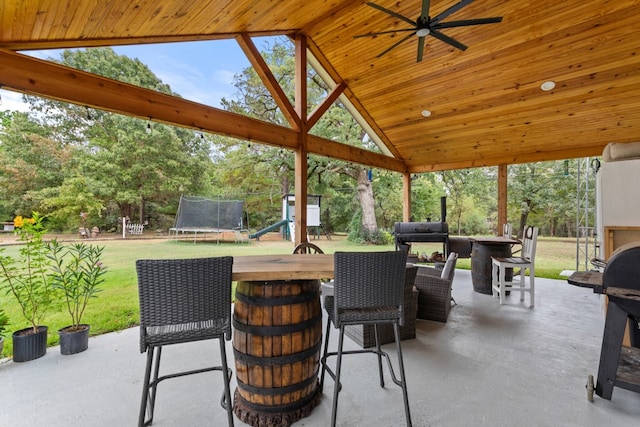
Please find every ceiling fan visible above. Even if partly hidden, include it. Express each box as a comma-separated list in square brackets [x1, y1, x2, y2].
[355, 0, 503, 62]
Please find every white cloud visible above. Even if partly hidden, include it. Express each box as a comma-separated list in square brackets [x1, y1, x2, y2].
[0, 89, 30, 112]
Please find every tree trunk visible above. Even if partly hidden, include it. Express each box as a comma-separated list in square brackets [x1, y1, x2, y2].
[518, 198, 532, 238]
[356, 168, 377, 232]
[139, 198, 145, 224]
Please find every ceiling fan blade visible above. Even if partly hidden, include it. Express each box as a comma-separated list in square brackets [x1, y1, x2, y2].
[376, 31, 416, 58]
[435, 17, 503, 29]
[429, 29, 468, 51]
[354, 28, 417, 39]
[366, 1, 416, 26]
[420, 0, 431, 20]
[417, 36, 426, 62]
[431, 0, 473, 25]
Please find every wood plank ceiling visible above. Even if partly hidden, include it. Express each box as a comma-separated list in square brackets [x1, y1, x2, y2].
[1, 0, 639, 173]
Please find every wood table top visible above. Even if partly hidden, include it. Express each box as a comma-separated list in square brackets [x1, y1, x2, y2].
[232, 254, 334, 282]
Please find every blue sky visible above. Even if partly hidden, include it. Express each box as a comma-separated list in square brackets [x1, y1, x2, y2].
[0, 38, 275, 112]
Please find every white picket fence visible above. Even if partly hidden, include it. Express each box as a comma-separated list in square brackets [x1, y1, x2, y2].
[122, 218, 144, 238]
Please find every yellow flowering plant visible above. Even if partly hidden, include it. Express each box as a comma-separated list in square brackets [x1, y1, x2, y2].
[0, 213, 56, 335]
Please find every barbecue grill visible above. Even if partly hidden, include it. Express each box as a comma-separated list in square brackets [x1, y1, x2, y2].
[394, 197, 449, 255]
[592, 242, 640, 400]
[570, 242, 640, 401]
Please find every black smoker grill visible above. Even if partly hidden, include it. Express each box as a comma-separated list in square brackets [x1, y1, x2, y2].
[593, 243, 640, 400]
[394, 197, 449, 255]
[570, 242, 640, 401]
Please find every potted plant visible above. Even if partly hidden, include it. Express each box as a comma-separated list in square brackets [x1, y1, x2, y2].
[0, 306, 8, 356]
[0, 213, 56, 362]
[47, 240, 106, 355]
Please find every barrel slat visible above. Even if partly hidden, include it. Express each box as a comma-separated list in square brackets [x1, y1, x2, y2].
[233, 279, 322, 425]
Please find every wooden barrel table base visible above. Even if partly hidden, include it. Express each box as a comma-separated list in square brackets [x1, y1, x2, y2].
[232, 279, 323, 427]
[471, 241, 513, 295]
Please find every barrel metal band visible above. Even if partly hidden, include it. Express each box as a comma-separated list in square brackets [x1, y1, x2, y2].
[235, 384, 320, 414]
[233, 340, 321, 366]
[235, 369, 318, 396]
[234, 288, 319, 307]
[232, 313, 321, 336]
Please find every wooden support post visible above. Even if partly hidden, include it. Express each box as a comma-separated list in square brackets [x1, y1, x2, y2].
[403, 173, 412, 222]
[294, 34, 308, 245]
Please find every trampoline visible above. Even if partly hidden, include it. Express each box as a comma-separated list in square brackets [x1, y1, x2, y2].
[170, 195, 247, 243]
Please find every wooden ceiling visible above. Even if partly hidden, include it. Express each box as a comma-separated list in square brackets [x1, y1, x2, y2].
[1, 0, 639, 173]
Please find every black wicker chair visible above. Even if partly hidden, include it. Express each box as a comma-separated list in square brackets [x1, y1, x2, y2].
[341, 266, 419, 348]
[135, 257, 235, 427]
[320, 251, 412, 427]
[414, 252, 458, 322]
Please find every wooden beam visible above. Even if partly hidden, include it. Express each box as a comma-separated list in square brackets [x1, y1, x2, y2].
[0, 32, 298, 51]
[0, 48, 300, 149]
[0, 48, 405, 172]
[308, 134, 405, 172]
[235, 34, 300, 130]
[408, 145, 606, 173]
[307, 81, 346, 129]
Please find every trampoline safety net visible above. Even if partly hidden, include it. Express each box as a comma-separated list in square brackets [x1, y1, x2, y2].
[173, 195, 245, 231]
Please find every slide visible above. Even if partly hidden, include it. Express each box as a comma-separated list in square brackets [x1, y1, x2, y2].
[249, 219, 289, 239]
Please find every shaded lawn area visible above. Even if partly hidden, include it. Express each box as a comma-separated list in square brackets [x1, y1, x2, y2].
[0, 234, 578, 357]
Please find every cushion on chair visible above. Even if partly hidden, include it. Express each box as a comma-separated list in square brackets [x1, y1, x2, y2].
[440, 252, 457, 279]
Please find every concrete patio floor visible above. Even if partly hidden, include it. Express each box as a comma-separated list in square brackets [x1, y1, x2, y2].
[2, 269, 639, 426]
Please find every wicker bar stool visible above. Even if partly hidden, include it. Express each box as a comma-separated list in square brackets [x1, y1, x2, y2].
[135, 257, 235, 427]
[320, 251, 412, 427]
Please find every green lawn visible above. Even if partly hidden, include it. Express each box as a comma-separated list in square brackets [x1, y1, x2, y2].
[0, 233, 580, 357]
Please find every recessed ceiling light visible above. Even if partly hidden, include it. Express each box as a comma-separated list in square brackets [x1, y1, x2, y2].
[541, 81, 556, 91]
[421, 109, 432, 117]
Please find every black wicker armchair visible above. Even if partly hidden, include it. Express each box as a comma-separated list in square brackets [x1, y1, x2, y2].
[414, 252, 458, 322]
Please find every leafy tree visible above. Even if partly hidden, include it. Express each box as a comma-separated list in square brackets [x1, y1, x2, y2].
[21, 48, 213, 226]
[440, 168, 493, 235]
[0, 112, 72, 220]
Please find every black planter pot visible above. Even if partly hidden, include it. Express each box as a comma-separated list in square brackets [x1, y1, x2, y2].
[12, 326, 48, 362]
[59, 324, 90, 355]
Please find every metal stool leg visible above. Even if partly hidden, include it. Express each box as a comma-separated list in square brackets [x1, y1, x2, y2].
[330, 325, 346, 427]
[139, 346, 162, 427]
[320, 315, 332, 392]
[374, 324, 385, 387]
[393, 323, 412, 427]
[219, 338, 234, 427]
[139, 348, 154, 427]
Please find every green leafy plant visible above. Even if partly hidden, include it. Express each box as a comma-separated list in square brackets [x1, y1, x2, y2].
[0, 213, 56, 335]
[47, 240, 107, 331]
[0, 306, 8, 336]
